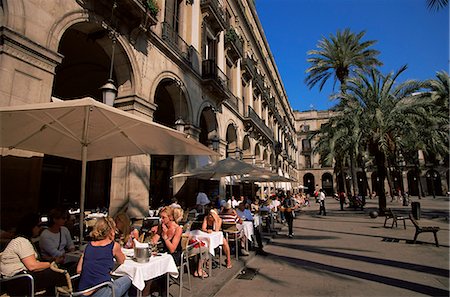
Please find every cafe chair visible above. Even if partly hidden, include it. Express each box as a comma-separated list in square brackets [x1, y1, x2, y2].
[222, 222, 244, 260]
[0, 272, 35, 297]
[50, 262, 115, 297]
[172, 235, 209, 297]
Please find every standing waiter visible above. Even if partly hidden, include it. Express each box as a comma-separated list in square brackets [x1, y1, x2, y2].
[282, 194, 298, 238]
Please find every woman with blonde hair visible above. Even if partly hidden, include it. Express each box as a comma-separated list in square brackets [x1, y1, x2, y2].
[151, 207, 182, 264]
[114, 212, 139, 249]
[77, 217, 131, 297]
[202, 207, 232, 269]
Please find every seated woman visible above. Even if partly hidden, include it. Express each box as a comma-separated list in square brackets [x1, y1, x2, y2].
[77, 217, 131, 297]
[39, 208, 75, 266]
[0, 213, 66, 296]
[151, 206, 182, 264]
[144, 206, 182, 296]
[114, 212, 139, 249]
[202, 207, 232, 269]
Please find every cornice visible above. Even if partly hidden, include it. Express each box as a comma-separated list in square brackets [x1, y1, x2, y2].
[0, 26, 63, 74]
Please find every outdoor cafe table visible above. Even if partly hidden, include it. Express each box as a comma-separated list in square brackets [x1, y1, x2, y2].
[112, 249, 179, 297]
[237, 221, 254, 242]
[186, 230, 223, 256]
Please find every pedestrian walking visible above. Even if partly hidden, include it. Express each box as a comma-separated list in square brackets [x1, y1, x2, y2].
[318, 189, 326, 216]
[282, 195, 298, 238]
[339, 191, 346, 211]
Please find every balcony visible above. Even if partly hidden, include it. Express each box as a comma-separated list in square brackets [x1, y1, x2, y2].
[162, 22, 192, 63]
[201, 59, 230, 100]
[244, 106, 274, 143]
[253, 71, 265, 93]
[225, 27, 244, 61]
[200, 0, 227, 34]
[241, 57, 256, 81]
[119, 0, 158, 30]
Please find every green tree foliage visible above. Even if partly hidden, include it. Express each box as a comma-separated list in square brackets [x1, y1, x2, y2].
[305, 28, 383, 93]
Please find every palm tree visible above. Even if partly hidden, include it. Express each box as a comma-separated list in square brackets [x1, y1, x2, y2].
[340, 66, 429, 213]
[311, 107, 363, 197]
[427, 0, 448, 11]
[305, 28, 383, 93]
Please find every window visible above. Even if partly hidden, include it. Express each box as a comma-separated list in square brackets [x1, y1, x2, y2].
[302, 139, 311, 151]
[305, 155, 311, 168]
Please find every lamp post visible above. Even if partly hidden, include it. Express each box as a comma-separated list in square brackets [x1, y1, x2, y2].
[211, 134, 220, 152]
[100, 1, 118, 106]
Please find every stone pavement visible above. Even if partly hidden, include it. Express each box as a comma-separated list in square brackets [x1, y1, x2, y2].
[169, 196, 449, 297]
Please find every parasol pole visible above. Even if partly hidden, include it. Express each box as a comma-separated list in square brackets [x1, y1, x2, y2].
[79, 105, 90, 243]
[79, 145, 87, 242]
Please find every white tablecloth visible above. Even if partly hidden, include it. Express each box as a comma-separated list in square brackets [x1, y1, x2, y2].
[253, 214, 262, 228]
[86, 213, 107, 218]
[112, 253, 179, 291]
[237, 221, 254, 242]
[187, 230, 223, 256]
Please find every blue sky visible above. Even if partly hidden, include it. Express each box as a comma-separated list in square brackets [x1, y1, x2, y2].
[255, 0, 449, 112]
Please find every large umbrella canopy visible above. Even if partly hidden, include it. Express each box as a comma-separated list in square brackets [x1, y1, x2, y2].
[0, 97, 218, 240]
[171, 157, 268, 180]
[239, 173, 297, 183]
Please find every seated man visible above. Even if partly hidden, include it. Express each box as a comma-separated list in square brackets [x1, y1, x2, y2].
[196, 192, 210, 214]
[236, 202, 267, 256]
[219, 203, 248, 256]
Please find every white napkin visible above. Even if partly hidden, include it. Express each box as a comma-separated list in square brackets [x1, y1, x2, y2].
[133, 239, 149, 248]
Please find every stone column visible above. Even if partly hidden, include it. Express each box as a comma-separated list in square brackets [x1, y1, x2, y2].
[190, 0, 201, 51]
[217, 31, 225, 72]
[109, 154, 150, 219]
[236, 59, 242, 98]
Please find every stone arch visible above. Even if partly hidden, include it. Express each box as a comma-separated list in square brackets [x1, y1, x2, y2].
[153, 77, 190, 128]
[407, 170, 419, 196]
[52, 22, 135, 102]
[225, 122, 238, 158]
[199, 105, 218, 146]
[356, 171, 368, 196]
[48, 11, 141, 98]
[303, 173, 315, 195]
[425, 170, 442, 196]
[1, 0, 26, 34]
[322, 172, 333, 195]
[254, 143, 261, 161]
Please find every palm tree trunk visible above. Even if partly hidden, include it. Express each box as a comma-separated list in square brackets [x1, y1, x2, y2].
[350, 156, 358, 196]
[385, 160, 395, 199]
[375, 151, 387, 215]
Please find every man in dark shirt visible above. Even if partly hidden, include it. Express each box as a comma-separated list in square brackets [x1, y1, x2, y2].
[282, 195, 298, 238]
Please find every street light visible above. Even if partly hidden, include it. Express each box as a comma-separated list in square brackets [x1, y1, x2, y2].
[211, 134, 220, 152]
[100, 1, 118, 106]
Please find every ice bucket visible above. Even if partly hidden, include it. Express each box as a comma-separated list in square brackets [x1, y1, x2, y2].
[134, 246, 150, 263]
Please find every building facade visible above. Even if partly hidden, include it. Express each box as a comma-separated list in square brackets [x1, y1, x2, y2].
[0, 0, 299, 228]
[294, 109, 449, 198]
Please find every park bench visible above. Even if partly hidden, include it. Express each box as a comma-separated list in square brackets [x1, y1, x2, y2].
[409, 213, 440, 247]
[383, 208, 407, 229]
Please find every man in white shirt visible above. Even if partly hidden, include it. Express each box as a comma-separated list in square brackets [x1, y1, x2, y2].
[318, 189, 327, 216]
[196, 192, 210, 213]
[236, 202, 267, 256]
[227, 196, 239, 209]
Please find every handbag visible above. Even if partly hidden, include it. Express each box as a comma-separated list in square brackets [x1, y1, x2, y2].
[188, 238, 206, 249]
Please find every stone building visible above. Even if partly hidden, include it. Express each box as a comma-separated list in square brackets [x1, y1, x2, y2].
[0, 0, 298, 228]
[294, 109, 449, 198]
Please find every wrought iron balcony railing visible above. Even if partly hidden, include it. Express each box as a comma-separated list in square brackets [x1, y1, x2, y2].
[162, 22, 191, 63]
[245, 106, 273, 141]
[200, 0, 227, 33]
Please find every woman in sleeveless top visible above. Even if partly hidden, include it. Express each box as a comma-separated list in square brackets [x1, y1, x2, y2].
[77, 217, 131, 297]
[202, 208, 232, 269]
[151, 206, 182, 265]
